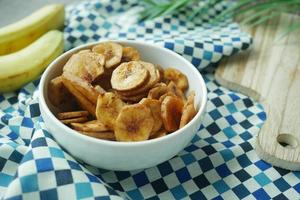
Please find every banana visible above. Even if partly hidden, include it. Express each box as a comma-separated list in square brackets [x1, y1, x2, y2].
[121, 46, 140, 62]
[111, 61, 149, 91]
[96, 92, 126, 128]
[63, 50, 105, 82]
[0, 4, 64, 55]
[115, 104, 154, 141]
[161, 96, 184, 132]
[0, 30, 64, 92]
[164, 68, 189, 92]
[180, 91, 197, 128]
[92, 42, 123, 68]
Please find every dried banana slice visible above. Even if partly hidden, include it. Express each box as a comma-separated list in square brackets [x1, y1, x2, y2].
[116, 61, 159, 96]
[62, 72, 104, 104]
[79, 131, 116, 141]
[48, 76, 76, 110]
[115, 104, 154, 141]
[150, 128, 167, 139]
[111, 61, 149, 91]
[92, 42, 123, 68]
[158, 92, 177, 103]
[155, 65, 165, 82]
[180, 91, 197, 128]
[62, 76, 96, 116]
[139, 98, 162, 134]
[57, 111, 89, 120]
[167, 81, 186, 101]
[60, 116, 88, 124]
[161, 96, 184, 132]
[117, 92, 147, 103]
[71, 120, 110, 132]
[140, 61, 160, 87]
[63, 50, 105, 82]
[164, 68, 188, 92]
[121, 46, 140, 62]
[96, 92, 126, 128]
[148, 83, 169, 99]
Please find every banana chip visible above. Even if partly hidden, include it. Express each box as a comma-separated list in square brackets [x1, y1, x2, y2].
[117, 92, 147, 103]
[60, 116, 89, 124]
[115, 104, 154, 141]
[158, 92, 177, 103]
[96, 92, 126, 128]
[63, 50, 105, 82]
[116, 61, 159, 97]
[48, 76, 76, 110]
[50, 42, 197, 142]
[62, 76, 96, 116]
[180, 91, 197, 128]
[161, 96, 184, 132]
[148, 83, 169, 99]
[71, 120, 110, 132]
[111, 61, 149, 91]
[92, 42, 123, 68]
[164, 68, 188, 92]
[167, 81, 186, 102]
[62, 72, 104, 104]
[139, 98, 162, 134]
[121, 46, 140, 62]
[57, 111, 89, 120]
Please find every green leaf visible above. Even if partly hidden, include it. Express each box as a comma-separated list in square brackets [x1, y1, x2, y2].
[160, 0, 192, 16]
[188, 0, 218, 20]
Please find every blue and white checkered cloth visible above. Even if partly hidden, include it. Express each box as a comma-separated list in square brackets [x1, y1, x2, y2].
[1, 0, 300, 199]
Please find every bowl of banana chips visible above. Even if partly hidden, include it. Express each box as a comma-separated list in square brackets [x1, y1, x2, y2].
[39, 40, 207, 170]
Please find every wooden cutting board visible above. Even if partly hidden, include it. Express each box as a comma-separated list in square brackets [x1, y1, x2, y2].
[215, 13, 300, 171]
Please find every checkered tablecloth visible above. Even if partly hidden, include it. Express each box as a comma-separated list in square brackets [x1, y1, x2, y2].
[1, 0, 300, 199]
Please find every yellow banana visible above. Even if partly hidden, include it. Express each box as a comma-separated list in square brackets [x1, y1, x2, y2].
[0, 30, 64, 92]
[0, 4, 64, 55]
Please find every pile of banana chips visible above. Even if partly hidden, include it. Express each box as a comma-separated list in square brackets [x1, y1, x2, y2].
[49, 42, 197, 142]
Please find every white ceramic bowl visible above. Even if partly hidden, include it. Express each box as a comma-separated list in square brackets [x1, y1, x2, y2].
[39, 40, 207, 171]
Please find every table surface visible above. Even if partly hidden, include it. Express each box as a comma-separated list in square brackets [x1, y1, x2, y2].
[0, 0, 78, 27]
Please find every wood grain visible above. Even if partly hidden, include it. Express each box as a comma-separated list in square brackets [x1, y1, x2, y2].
[215, 13, 300, 170]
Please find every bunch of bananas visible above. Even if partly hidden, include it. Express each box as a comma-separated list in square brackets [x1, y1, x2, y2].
[0, 4, 65, 92]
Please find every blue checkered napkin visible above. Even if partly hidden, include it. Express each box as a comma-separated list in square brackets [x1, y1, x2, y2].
[64, 0, 251, 70]
[1, 0, 300, 199]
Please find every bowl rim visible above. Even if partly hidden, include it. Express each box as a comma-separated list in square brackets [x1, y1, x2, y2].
[39, 39, 207, 147]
